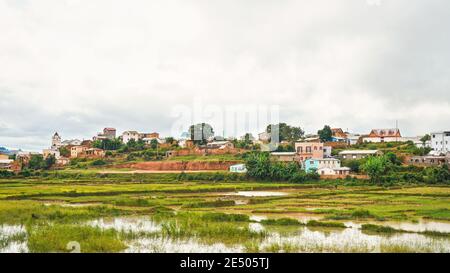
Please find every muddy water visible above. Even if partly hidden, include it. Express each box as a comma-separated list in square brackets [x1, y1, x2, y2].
[94, 216, 450, 253]
[88, 216, 161, 233]
[0, 225, 28, 253]
[1, 216, 449, 253]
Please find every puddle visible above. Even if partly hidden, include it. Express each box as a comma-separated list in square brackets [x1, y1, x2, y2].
[225, 191, 289, 197]
[88, 217, 161, 233]
[0, 225, 28, 253]
[344, 220, 450, 233]
[44, 202, 102, 208]
[259, 227, 450, 253]
[125, 237, 242, 253]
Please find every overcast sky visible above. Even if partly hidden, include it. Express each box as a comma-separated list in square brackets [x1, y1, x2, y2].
[1, 0, 449, 151]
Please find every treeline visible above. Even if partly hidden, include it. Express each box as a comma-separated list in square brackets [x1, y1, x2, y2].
[243, 152, 319, 183]
[344, 152, 450, 185]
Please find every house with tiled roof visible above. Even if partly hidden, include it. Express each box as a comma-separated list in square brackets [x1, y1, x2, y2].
[362, 128, 402, 143]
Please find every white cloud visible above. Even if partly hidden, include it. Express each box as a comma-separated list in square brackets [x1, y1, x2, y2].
[0, 0, 449, 150]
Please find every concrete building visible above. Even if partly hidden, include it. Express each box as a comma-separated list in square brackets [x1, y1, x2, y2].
[271, 152, 299, 162]
[362, 129, 402, 143]
[206, 141, 234, 149]
[431, 131, 450, 154]
[323, 146, 332, 158]
[295, 141, 324, 161]
[43, 149, 61, 159]
[0, 159, 14, 170]
[304, 158, 350, 175]
[94, 128, 117, 141]
[122, 131, 140, 144]
[258, 132, 271, 143]
[70, 146, 88, 158]
[51, 132, 62, 148]
[339, 150, 383, 160]
[408, 155, 447, 167]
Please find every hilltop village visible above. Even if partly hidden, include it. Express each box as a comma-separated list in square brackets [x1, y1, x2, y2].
[0, 124, 449, 183]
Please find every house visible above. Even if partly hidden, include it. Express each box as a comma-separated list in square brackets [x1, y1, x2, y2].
[323, 146, 332, 158]
[362, 129, 402, 143]
[430, 131, 450, 154]
[206, 141, 234, 149]
[0, 154, 9, 160]
[408, 155, 447, 167]
[271, 152, 299, 162]
[331, 128, 348, 138]
[122, 131, 140, 144]
[56, 157, 70, 166]
[295, 141, 324, 161]
[346, 134, 362, 145]
[304, 158, 350, 175]
[61, 139, 82, 146]
[0, 159, 14, 170]
[140, 132, 160, 139]
[258, 132, 271, 143]
[70, 146, 88, 158]
[339, 150, 383, 160]
[43, 149, 61, 159]
[229, 164, 248, 173]
[94, 128, 117, 141]
[85, 148, 106, 158]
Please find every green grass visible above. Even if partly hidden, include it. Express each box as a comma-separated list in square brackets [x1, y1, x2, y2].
[260, 218, 300, 226]
[306, 220, 346, 228]
[27, 224, 126, 253]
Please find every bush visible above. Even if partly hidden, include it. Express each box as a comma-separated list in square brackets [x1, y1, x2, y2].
[91, 159, 107, 166]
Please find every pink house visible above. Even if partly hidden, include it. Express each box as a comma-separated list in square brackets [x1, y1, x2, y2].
[294, 142, 324, 161]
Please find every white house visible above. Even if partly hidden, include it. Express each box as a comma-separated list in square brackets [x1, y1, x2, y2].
[230, 164, 247, 173]
[122, 131, 140, 144]
[304, 158, 350, 176]
[431, 131, 450, 154]
[323, 146, 332, 158]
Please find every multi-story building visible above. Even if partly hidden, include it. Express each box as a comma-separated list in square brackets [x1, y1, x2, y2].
[304, 158, 350, 175]
[121, 131, 140, 144]
[295, 141, 324, 161]
[94, 128, 117, 141]
[431, 131, 450, 154]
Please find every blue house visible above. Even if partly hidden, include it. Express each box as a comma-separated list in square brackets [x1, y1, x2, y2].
[304, 159, 319, 173]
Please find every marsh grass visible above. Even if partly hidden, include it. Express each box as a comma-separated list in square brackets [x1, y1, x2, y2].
[260, 218, 300, 226]
[27, 224, 126, 253]
[306, 220, 346, 228]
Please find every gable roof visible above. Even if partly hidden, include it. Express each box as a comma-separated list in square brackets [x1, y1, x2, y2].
[368, 129, 401, 138]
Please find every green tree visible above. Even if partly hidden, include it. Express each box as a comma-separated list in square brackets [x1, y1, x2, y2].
[59, 147, 70, 157]
[266, 123, 304, 142]
[420, 134, 431, 144]
[150, 139, 159, 150]
[361, 156, 393, 183]
[318, 125, 333, 142]
[44, 155, 56, 170]
[28, 154, 45, 170]
[385, 152, 402, 165]
[244, 152, 271, 179]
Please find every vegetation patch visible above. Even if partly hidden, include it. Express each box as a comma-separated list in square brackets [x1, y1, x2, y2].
[27, 224, 126, 253]
[306, 220, 346, 228]
[260, 218, 300, 226]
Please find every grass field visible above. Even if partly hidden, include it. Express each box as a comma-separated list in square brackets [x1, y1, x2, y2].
[0, 172, 449, 253]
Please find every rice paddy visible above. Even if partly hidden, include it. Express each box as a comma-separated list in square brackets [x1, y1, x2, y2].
[0, 172, 449, 253]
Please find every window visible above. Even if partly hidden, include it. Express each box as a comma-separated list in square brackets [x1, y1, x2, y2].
[306, 147, 311, 153]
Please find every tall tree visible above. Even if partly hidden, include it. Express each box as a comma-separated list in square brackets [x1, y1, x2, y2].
[266, 123, 304, 142]
[318, 125, 333, 142]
